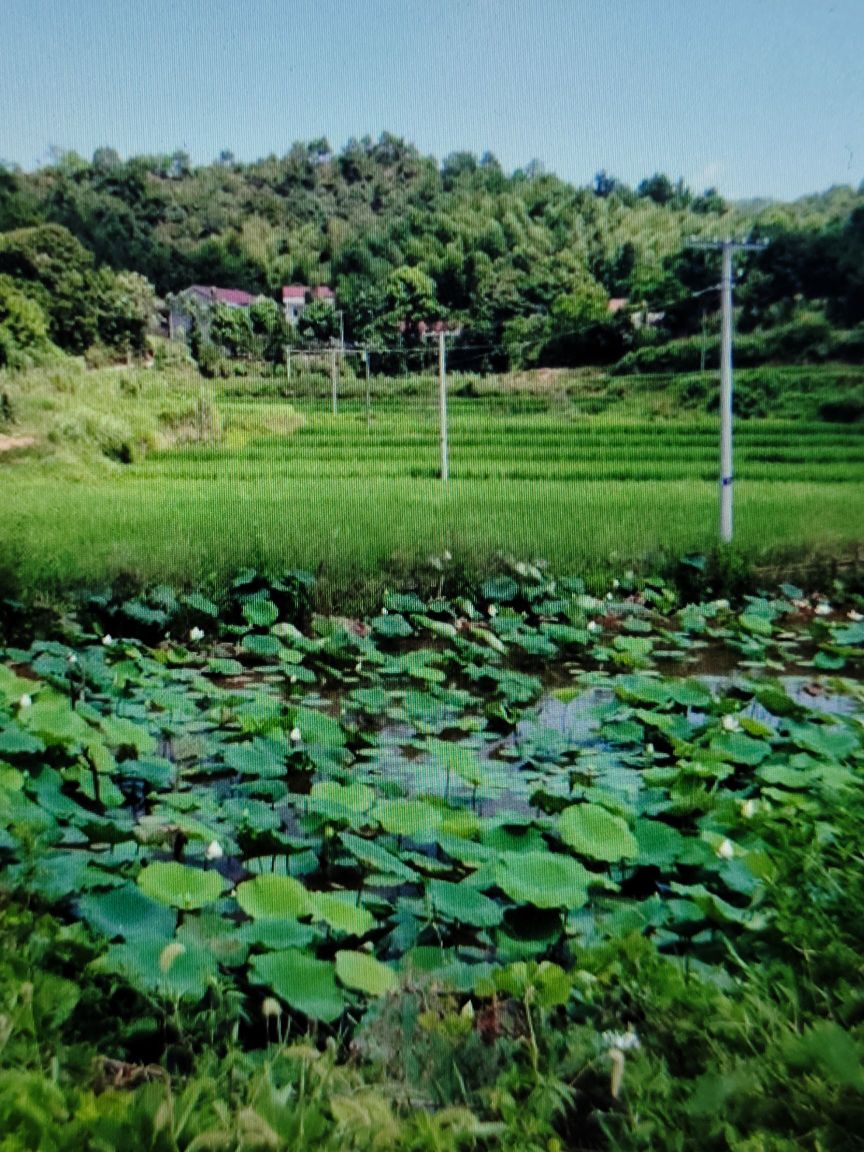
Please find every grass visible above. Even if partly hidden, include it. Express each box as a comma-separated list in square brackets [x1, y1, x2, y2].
[1, 363, 863, 596]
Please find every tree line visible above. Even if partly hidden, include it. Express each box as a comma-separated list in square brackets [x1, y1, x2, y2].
[0, 134, 862, 371]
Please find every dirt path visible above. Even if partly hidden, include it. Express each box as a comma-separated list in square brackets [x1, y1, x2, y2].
[0, 435, 36, 454]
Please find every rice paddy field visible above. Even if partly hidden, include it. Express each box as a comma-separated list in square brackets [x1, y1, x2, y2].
[1, 364, 863, 596]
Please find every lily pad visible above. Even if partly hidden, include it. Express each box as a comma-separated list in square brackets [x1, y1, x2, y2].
[249, 949, 345, 1021]
[137, 861, 227, 909]
[558, 803, 638, 862]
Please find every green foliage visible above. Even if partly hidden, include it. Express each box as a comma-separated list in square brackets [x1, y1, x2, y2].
[4, 137, 859, 372]
[1, 572, 864, 1146]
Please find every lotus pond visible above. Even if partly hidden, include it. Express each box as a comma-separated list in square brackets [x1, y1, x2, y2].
[2, 566, 864, 1148]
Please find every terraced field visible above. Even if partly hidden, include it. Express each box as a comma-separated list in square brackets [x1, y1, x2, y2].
[3, 383, 864, 593]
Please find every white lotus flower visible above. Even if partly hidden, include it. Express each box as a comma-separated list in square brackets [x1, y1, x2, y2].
[189, 626, 205, 642]
[740, 799, 758, 819]
[354, 661, 363, 673]
[101, 634, 114, 647]
[602, 1030, 640, 1052]
[381, 607, 389, 616]
[606, 592, 614, 601]
[67, 653, 78, 665]
[290, 726, 302, 743]
[443, 550, 452, 562]
[717, 838, 735, 860]
[814, 603, 832, 617]
[18, 694, 32, 709]
[721, 713, 740, 732]
[289, 675, 298, 685]
[612, 579, 620, 589]
[848, 609, 863, 622]
[488, 604, 498, 618]
[587, 620, 600, 633]
[205, 839, 223, 861]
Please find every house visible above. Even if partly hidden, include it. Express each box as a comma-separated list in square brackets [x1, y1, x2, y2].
[168, 285, 263, 341]
[606, 297, 667, 329]
[281, 284, 336, 326]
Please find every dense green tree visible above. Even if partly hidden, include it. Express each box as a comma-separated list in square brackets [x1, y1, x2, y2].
[0, 275, 56, 366]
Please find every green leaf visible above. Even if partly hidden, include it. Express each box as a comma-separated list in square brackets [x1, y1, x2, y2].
[242, 595, 279, 628]
[308, 892, 376, 937]
[492, 851, 590, 909]
[372, 613, 414, 639]
[235, 875, 311, 919]
[249, 949, 345, 1021]
[335, 950, 398, 997]
[710, 732, 770, 766]
[481, 577, 518, 603]
[558, 804, 638, 862]
[309, 781, 375, 821]
[428, 879, 503, 928]
[78, 884, 176, 942]
[137, 862, 227, 909]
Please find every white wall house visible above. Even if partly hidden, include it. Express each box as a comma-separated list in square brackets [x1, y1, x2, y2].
[281, 284, 336, 326]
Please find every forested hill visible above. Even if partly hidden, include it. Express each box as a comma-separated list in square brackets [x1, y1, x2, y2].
[1, 134, 862, 368]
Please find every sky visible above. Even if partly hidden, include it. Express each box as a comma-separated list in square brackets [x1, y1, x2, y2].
[1, 0, 861, 200]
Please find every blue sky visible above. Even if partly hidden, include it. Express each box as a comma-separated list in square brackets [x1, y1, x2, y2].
[1, 0, 861, 199]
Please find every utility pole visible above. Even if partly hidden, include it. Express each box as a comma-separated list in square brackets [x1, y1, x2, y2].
[330, 347, 338, 416]
[285, 345, 291, 384]
[364, 348, 371, 431]
[438, 329, 449, 483]
[688, 237, 767, 543]
[337, 310, 345, 355]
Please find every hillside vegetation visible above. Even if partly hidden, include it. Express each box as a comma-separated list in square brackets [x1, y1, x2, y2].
[1, 137, 862, 372]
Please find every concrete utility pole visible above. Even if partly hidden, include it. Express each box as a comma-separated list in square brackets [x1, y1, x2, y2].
[688, 237, 767, 543]
[438, 329, 449, 482]
[330, 347, 338, 416]
[364, 348, 372, 431]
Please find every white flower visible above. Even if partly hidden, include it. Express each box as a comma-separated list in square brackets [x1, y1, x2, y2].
[606, 592, 614, 601]
[354, 661, 363, 673]
[189, 626, 205, 642]
[289, 675, 298, 685]
[848, 609, 863, 622]
[290, 726, 302, 743]
[18, 694, 32, 709]
[740, 799, 758, 819]
[814, 603, 832, 617]
[602, 1030, 640, 1052]
[612, 579, 620, 589]
[711, 598, 730, 611]
[587, 620, 600, 633]
[443, 550, 452, 562]
[67, 653, 78, 665]
[721, 713, 740, 732]
[381, 607, 389, 616]
[717, 837, 735, 860]
[515, 561, 529, 577]
[645, 742, 654, 755]
[101, 634, 114, 647]
[488, 604, 498, 618]
[205, 839, 223, 861]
